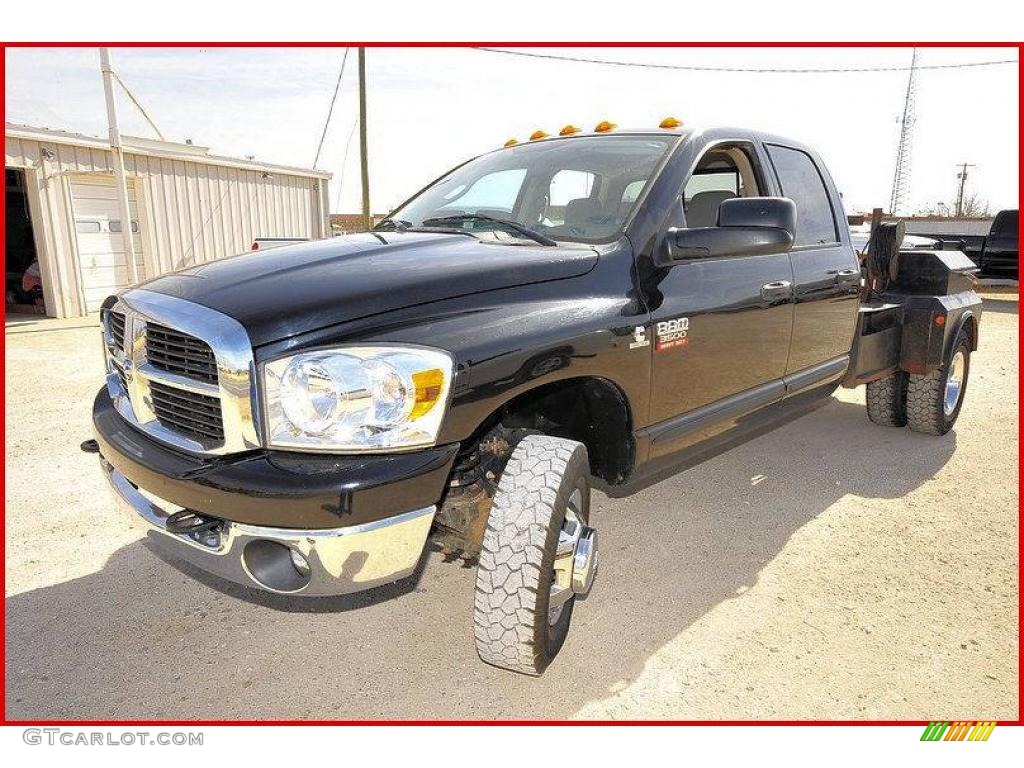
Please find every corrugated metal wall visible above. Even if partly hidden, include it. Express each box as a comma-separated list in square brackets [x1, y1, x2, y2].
[5, 134, 328, 318]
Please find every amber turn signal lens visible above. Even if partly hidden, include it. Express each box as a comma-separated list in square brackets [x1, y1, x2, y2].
[411, 368, 445, 419]
[934, 314, 946, 327]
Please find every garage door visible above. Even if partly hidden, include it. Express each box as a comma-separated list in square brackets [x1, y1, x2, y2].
[70, 176, 145, 313]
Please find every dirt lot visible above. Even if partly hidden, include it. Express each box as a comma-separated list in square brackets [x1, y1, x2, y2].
[4, 293, 1018, 720]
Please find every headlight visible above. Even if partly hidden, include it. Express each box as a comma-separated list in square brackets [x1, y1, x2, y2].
[262, 346, 454, 452]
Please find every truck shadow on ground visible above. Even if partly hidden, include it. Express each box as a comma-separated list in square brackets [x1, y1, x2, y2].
[6, 397, 956, 720]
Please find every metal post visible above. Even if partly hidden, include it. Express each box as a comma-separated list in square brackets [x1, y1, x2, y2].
[954, 163, 975, 217]
[100, 48, 139, 284]
[358, 47, 371, 231]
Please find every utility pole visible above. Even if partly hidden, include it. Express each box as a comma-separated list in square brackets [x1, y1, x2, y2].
[888, 47, 918, 216]
[358, 47, 371, 231]
[99, 48, 139, 285]
[954, 163, 976, 217]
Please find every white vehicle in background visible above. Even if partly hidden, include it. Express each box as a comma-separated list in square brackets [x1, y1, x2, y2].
[251, 236, 309, 251]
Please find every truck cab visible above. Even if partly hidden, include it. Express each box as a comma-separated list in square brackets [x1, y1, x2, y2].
[91, 121, 981, 676]
[980, 208, 1019, 278]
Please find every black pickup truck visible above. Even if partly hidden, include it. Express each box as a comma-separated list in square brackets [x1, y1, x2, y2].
[91, 123, 981, 675]
[979, 209, 1019, 278]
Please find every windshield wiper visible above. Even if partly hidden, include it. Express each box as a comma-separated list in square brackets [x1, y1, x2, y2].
[375, 218, 413, 231]
[420, 214, 557, 246]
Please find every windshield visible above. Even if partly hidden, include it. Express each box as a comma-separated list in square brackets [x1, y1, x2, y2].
[384, 135, 676, 244]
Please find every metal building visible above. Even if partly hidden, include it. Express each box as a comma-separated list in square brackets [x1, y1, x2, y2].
[5, 123, 331, 318]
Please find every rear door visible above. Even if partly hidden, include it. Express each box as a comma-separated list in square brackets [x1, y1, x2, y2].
[763, 144, 860, 384]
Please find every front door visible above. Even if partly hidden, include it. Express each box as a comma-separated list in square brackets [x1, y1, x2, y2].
[647, 143, 794, 455]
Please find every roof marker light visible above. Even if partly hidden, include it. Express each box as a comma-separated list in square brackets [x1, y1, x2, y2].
[529, 130, 550, 140]
[594, 120, 617, 133]
[559, 124, 581, 136]
[504, 138, 518, 147]
[659, 116, 683, 129]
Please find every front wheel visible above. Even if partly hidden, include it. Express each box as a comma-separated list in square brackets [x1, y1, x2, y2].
[473, 435, 597, 675]
[906, 330, 971, 435]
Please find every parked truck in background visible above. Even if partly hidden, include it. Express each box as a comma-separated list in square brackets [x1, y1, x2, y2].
[91, 122, 981, 675]
[979, 209, 1019, 278]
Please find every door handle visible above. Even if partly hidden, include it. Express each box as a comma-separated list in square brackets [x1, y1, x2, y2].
[760, 280, 793, 301]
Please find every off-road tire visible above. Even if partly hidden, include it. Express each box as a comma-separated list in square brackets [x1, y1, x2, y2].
[473, 435, 590, 676]
[865, 371, 909, 427]
[906, 330, 971, 436]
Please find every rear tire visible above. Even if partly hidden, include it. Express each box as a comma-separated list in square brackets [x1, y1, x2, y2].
[866, 372, 909, 427]
[473, 435, 590, 676]
[906, 330, 971, 436]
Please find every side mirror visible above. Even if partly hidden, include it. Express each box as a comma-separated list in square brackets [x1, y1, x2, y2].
[663, 197, 796, 263]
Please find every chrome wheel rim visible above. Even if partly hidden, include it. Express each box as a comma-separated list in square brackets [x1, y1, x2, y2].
[549, 489, 583, 626]
[943, 350, 966, 416]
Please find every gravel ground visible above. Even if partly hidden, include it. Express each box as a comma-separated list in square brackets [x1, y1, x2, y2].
[4, 294, 1018, 720]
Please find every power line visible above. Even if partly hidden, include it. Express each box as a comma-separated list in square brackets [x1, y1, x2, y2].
[334, 117, 359, 209]
[473, 47, 1018, 73]
[313, 47, 350, 168]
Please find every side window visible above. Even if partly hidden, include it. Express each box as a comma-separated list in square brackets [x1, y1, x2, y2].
[766, 144, 838, 247]
[620, 179, 645, 206]
[683, 171, 739, 205]
[681, 146, 762, 229]
[439, 168, 527, 215]
[109, 220, 140, 234]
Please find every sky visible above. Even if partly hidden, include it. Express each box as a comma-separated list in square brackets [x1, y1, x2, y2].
[5, 47, 1019, 216]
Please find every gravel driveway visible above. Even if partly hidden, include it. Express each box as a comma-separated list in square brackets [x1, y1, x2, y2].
[4, 293, 1018, 720]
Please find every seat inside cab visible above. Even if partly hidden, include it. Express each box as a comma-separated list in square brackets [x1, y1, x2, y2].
[683, 147, 763, 228]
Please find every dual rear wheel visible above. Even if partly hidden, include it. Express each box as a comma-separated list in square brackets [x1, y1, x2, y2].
[865, 329, 971, 435]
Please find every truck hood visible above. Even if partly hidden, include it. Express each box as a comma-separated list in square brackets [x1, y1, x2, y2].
[137, 232, 598, 347]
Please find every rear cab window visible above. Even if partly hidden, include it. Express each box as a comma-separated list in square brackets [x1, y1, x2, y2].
[765, 144, 839, 247]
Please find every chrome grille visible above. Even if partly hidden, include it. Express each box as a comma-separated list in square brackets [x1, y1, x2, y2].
[149, 381, 225, 442]
[101, 290, 260, 455]
[111, 358, 129, 392]
[146, 322, 219, 384]
[108, 310, 126, 353]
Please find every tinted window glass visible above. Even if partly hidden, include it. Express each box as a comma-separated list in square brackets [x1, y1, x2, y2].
[546, 170, 596, 226]
[438, 169, 527, 215]
[684, 171, 739, 203]
[621, 179, 645, 205]
[767, 144, 838, 246]
[390, 135, 675, 243]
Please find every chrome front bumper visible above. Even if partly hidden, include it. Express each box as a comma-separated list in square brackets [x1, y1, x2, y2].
[102, 459, 435, 596]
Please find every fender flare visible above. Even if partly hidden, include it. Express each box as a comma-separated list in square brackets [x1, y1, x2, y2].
[946, 308, 979, 362]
